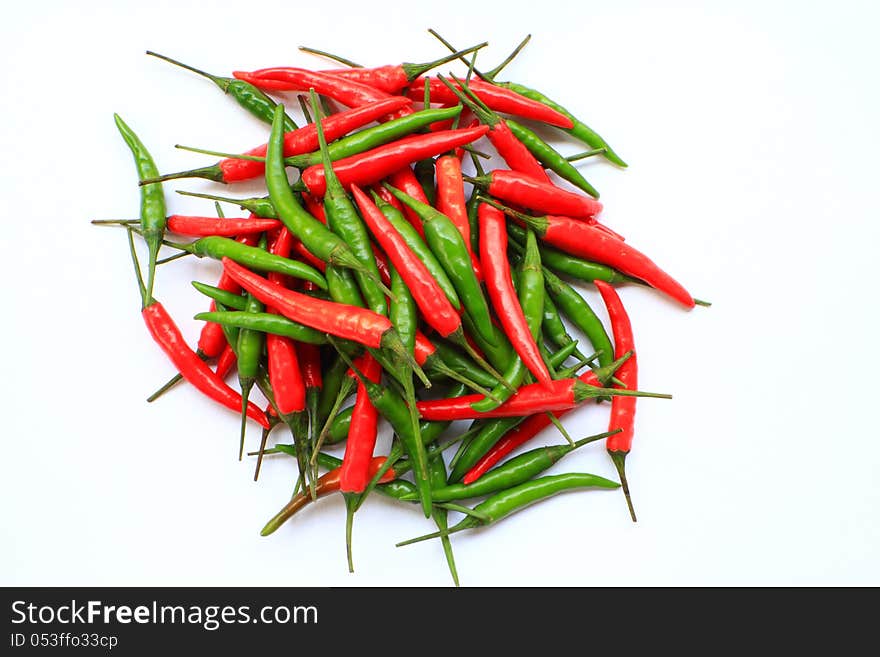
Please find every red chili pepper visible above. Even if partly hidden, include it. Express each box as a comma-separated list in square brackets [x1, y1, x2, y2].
[471, 170, 602, 219]
[338, 354, 383, 493]
[386, 168, 429, 238]
[462, 370, 604, 485]
[166, 215, 280, 237]
[350, 185, 461, 338]
[435, 155, 482, 278]
[291, 240, 327, 274]
[371, 245, 392, 287]
[221, 258, 396, 350]
[416, 377, 595, 421]
[301, 193, 327, 223]
[478, 203, 551, 384]
[214, 343, 237, 379]
[219, 97, 410, 183]
[297, 342, 323, 391]
[595, 280, 639, 522]
[407, 77, 574, 129]
[298, 126, 490, 196]
[501, 206, 694, 308]
[234, 68, 412, 120]
[142, 301, 269, 428]
[197, 233, 260, 358]
[266, 228, 306, 415]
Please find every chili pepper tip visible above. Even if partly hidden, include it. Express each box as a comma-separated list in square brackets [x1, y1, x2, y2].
[693, 298, 712, 307]
[609, 450, 637, 522]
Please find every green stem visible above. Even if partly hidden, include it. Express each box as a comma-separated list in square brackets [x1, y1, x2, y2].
[609, 451, 637, 522]
[145, 50, 227, 90]
[298, 46, 363, 68]
[566, 148, 606, 162]
[483, 34, 532, 81]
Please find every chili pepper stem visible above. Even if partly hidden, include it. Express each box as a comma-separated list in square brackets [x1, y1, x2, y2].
[145, 50, 227, 90]
[139, 165, 225, 186]
[545, 412, 574, 445]
[253, 424, 273, 481]
[238, 381, 255, 460]
[693, 298, 712, 307]
[566, 148, 607, 162]
[91, 218, 139, 225]
[609, 450, 637, 522]
[401, 42, 489, 81]
[395, 522, 475, 547]
[310, 378, 355, 466]
[483, 34, 532, 81]
[156, 250, 193, 266]
[432, 362, 500, 402]
[344, 493, 357, 573]
[146, 348, 212, 402]
[377, 333, 431, 389]
[125, 227, 150, 308]
[298, 46, 363, 68]
[427, 29, 491, 80]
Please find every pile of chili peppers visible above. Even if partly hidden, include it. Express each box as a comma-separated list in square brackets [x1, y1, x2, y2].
[97, 33, 704, 585]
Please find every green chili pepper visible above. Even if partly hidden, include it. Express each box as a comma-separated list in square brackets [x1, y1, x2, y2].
[191, 281, 247, 310]
[114, 114, 165, 302]
[165, 235, 327, 289]
[389, 265, 417, 354]
[326, 265, 366, 308]
[541, 294, 586, 361]
[401, 430, 619, 502]
[370, 190, 460, 310]
[285, 106, 462, 169]
[384, 184, 496, 347]
[325, 406, 353, 444]
[193, 311, 327, 345]
[265, 104, 371, 275]
[146, 51, 297, 130]
[236, 235, 267, 460]
[542, 266, 614, 368]
[178, 190, 278, 219]
[505, 118, 599, 198]
[507, 223, 634, 285]
[429, 449, 459, 586]
[310, 91, 388, 315]
[497, 82, 628, 168]
[317, 355, 354, 431]
[397, 472, 622, 546]
[432, 340, 499, 389]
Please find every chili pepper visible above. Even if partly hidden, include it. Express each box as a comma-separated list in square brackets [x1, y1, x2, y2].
[466, 170, 602, 219]
[331, 340, 432, 518]
[505, 118, 599, 198]
[235, 235, 267, 460]
[412, 157, 436, 205]
[351, 185, 460, 339]
[178, 191, 278, 219]
[518, 229, 546, 344]
[305, 43, 487, 92]
[163, 235, 328, 290]
[338, 355, 383, 493]
[165, 215, 280, 237]
[437, 74, 549, 183]
[495, 201, 695, 308]
[260, 456, 397, 536]
[369, 188, 460, 309]
[325, 405, 353, 444]
[384, 185, 497, 350]
[429, 446, 459, 587]
[397, 473, 621, 546]
[114, 114, 165, 302]
[234, 67, 409, 113]
[148, 97, 410, 184]
[478, 202, 551, 385]
[297, 342, 324, 457]
[434, 153, 482, 278]
[403, 430, 619, 502]
[295, 126, 490, 196]
[541, 264, 614, 368]
[317, 354, 354, 428]
[386, 168, 430, 238]
[146, 51, 297, 131]
[507, 223, 635, 285]
[326, 264, 366, 311]
[310, 90, 388, 315]
[192, 311, 325, 344]
[595, 280, 639, 522]
[448, 349, 630, 482]
[264, 105, 380, 281]
[431, 339, 499, 389]
[540, 294, 586, 361]
[389, 264, 417, 354]
[463, 352, 632, 484]
[124, 228, 269, 429]
[416, 376, 664, 421]
[405, 77, 574, 129]
[214, 343, 237, 379]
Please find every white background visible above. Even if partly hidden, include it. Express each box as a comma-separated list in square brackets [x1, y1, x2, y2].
[2, 0, 878, 586]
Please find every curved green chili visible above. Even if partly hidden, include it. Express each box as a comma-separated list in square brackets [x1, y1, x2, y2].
[389, 265, 417, 354]
[541, 294, 586, 361]
[193, 311, 328, 345]
[505, 118, 599, 198]
[114, 114, 165, 302]
[236, 236, 267, 460]
[191, 281, 247, 310]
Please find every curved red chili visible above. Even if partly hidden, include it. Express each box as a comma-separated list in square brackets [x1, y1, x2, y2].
[595, 280, 639, 522]
[350, 184, 460, 338]
[298, 126, 489, 196]
[221, 258, 394, 349]
[478, 203, 551, 384]
[338, 355, 383, 493]
[142, 301, 269, 428]
[386, 168, 429, 238]
[406, 77, 574, 129]
[219, 97, 410, 183]
[214, 343, 237, 379]
[471, 170, 602, 219]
